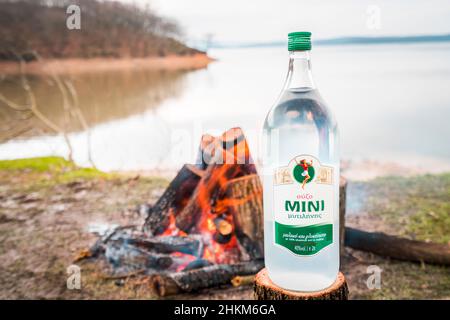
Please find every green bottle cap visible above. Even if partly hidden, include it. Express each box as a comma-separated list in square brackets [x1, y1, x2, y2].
[288, 31, 312, 51]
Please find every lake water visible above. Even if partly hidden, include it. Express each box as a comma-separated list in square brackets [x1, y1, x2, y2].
[1, 43, 450, 175]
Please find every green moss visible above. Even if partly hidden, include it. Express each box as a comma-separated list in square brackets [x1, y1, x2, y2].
[0, 156, 113, 187]
[0, 156, 73, 172]
[57, 167, 112, 182]
[353, 173, 450, 244]
[0, 156, 170, 194]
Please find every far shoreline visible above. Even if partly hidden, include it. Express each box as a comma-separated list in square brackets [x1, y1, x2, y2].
[0, 53, 215, 75]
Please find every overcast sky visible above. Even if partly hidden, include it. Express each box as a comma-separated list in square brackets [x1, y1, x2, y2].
[120, 0, 450, 44]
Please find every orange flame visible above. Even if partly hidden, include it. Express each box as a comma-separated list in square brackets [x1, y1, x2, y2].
[203, 247, 213, 261]
[161, 211, 187, 237]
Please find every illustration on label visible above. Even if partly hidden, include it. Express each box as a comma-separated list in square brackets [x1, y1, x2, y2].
[273, 155, 334, 256]
[293, 158, 314, 189]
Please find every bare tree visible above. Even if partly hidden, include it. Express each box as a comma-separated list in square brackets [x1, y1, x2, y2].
[0, 51, 86, 163]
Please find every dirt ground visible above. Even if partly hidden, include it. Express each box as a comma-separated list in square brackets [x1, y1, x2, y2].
[0, 159, 448, 300]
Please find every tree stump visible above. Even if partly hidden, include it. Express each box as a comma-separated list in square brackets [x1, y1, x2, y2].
[254, 268, 348, 300]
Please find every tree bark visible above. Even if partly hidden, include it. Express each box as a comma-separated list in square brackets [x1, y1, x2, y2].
[345, 227, 450, 265]
[254, 268, 348, 300]
[225, 174, 264, 260]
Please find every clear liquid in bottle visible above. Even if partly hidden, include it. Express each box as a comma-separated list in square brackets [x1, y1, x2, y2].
[262, 32, 339, 292]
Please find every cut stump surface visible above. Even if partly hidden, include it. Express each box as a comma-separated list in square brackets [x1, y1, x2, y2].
[254, 268, 348, 300]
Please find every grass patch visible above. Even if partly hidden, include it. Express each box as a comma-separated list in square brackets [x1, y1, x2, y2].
[357, 259, 450, 300]
[353, 173, 450, 244]
[57, 167, 112, 182]
[0, 156, 73, 172]
[0, 156, 114, 188]
[0, 156, 169, 192]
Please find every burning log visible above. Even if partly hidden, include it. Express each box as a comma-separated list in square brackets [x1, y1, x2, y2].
[175, 164, 241, 232]
[150, 259, 264, 297]
[213, 215, 234, 244]
[218, 127, 251, 164]
[225, 174, 263, 260]
[143, 164, 203, 235]
[128, 235, 203, 257]
[214, 216, 233, 235]
[195, 134, 218, 169]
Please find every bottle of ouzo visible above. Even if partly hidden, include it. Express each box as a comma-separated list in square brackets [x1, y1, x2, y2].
[262, 32, 339, 291]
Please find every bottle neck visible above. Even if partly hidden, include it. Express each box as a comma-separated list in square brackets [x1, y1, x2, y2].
[284, 50, 315, 91]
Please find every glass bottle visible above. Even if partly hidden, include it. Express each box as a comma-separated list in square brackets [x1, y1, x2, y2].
[262, 32, 339, 291]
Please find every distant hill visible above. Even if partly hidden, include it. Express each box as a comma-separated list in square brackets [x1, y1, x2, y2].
[316, 34, 450, 46]
[212, 34, 450, 49]
[0, 0, 201, 61]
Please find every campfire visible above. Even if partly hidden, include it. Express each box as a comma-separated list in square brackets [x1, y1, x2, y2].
[87, 128, 264, 296]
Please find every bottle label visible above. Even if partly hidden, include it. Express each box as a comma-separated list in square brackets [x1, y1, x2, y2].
[273, 155, 334, 256]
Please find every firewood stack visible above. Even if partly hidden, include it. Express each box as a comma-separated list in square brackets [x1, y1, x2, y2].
[89, 128, 265, 296]
[143, 127, 264, 262]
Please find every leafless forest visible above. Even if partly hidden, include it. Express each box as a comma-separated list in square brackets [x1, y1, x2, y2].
[0, 0, 200, 60]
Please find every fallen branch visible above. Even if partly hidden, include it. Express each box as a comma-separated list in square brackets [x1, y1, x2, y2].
[344, 227, 450, 265]
[150, 260, 264, 297]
